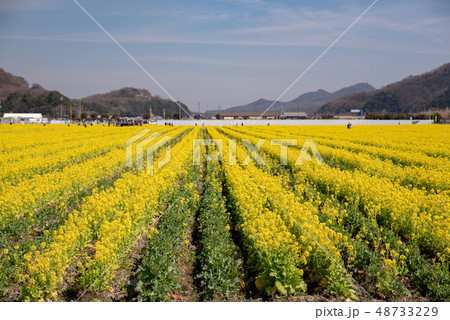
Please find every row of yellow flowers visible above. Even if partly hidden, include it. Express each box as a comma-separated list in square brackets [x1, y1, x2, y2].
[0, 125, 136, 162]
[0, 126, 177, 227]
[249, 125, 449, 171]
[234, 126, 449, 194]
[258, 124, 450, 160]
[209, 126, 355, 297]
[78, 126, 200, 292]
[0, 129, 143, 190]
[20, 126, 195, 300]
[226, 126, 450, 263]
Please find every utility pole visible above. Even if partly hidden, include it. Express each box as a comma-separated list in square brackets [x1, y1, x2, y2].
[149, 96, 152, 120]
[69, 100, 72, 122]
[79, 99, 82, 122]
[198, 102, 200, 118]
[179, 104, 181, 120]
[60, 96, 63, 119]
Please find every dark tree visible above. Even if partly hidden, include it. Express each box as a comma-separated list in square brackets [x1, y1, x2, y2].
[363, 92, 401, 113]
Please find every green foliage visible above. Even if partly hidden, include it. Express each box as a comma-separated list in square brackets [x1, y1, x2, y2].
[0, 83, 192, 118]
[195, 160, 242, 300]
[427, 88, 450, 111]
[363, 92, 401, 113]
[2, 91, 70, 117]
[137, 170, 199, 301]
[407, 247, 450, 301]
[255, 255, 306, 296]
[319, 63, 450, 115]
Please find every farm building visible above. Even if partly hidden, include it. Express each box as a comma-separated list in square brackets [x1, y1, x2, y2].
[0, 113, 46, 124]
[280, 111, 307, 119]
[219, 111, 280, 120]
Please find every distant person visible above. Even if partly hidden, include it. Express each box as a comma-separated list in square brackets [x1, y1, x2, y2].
[347, 122, 352, 129]
[241, 122, 243, 126]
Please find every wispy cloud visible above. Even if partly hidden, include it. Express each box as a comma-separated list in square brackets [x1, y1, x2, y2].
[0, 0, 60, 12]
[1, 29, 449, 56]
[1, 0, 449, 106]
[136, 55, 280, 68]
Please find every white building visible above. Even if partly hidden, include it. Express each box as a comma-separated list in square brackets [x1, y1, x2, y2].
[280, 111, 307, 119]
[1, 113, 46, 124]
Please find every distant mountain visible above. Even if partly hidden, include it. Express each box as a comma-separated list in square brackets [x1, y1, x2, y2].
[317, 63, 450, 115]
[226, 98, 284, 112]
[0, 68, 191, 118]
[0, 68, 71, 117]
[81, 87, 190, 117]
[0, 68, 47, 99]
[207, 83, 375, 114]
[287, 89, 330, 105]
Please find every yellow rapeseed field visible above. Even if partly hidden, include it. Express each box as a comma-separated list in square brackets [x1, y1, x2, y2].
[0, 124, 448, 301]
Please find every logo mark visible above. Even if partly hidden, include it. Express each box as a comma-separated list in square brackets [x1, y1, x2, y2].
[126, 129, 172, 175]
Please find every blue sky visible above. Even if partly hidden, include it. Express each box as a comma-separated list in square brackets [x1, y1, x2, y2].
[1, 0, 449, 112]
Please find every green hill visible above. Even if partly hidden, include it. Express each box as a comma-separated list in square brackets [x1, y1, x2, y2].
[317, 63, 450, 115]
[0, 68, 190, 118]
[81, 87, 190, 118]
